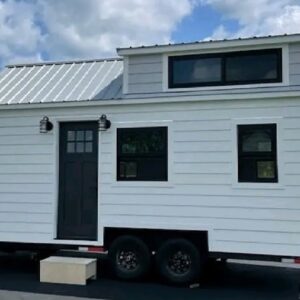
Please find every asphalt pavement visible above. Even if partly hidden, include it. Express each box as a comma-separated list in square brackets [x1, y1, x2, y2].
[0, 291, 95, 300]
[0, 253, 299, 300]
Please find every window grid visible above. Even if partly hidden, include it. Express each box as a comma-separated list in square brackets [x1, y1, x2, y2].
[66, 130, 93, 153]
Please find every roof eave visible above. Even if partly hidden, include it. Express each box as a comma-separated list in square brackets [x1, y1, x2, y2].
[1, 90, 300, 111]
[117, 34, 300, 56]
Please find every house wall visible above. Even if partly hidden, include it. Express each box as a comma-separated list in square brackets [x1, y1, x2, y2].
[290, 43, 300, 85]
[127, 54, 163, 94]
[126, 42, 300, 96]
[1, 96, 300, 256]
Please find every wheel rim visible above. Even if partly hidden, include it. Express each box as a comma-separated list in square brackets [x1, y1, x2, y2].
[167, 250, 192, 275]
[117, 250, 139, 271]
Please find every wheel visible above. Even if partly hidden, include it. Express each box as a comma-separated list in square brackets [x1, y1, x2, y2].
[156, 238, 203, 284]
[108, 235, 151, 280]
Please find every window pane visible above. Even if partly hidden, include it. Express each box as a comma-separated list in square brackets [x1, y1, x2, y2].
[169, 49, 281, 88]
[226, 52, 279, 82]
[120, 128, 165, 154]
[76, 131, 84, 141]
[120, 161, 137, 178]
[85, 130, 93, 141]
[67, 142, 75, 153]
[136, 157, 167, 181]
[67, 131, 75, 141]
[76, 142, 84, 153]
[257, 161, 275, 179]
[172, 57, 221, 86]
[242, 130, 272, 152]
[85, 142, 93, 153]
[238, 158, 257, 182]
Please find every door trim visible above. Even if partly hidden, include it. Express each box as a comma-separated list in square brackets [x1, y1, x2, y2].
[52, 116, 103, 243]
[57, 121, 98, 240]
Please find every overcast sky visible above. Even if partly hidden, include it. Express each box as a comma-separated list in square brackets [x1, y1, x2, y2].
[0, 0, 300, 66]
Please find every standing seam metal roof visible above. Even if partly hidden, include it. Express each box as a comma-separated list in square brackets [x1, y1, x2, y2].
[0, 58, 123, 105]
[117, 33, 300, 52]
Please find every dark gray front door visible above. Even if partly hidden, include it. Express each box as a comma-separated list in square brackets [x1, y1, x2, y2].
[58, 122, 98, 240]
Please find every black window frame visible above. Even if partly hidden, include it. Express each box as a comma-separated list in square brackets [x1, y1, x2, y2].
[117, 126, 168, 181]
[168, 48, 282, 88]
[238, 123, 278, 183]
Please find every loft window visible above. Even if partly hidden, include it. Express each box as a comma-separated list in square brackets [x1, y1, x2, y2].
[117, 127, 168, 181]
[238, 124, 278, 183]
[168, 48, 282, 88]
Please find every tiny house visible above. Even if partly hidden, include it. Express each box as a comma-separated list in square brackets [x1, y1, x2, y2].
[1, 34, 300, 283]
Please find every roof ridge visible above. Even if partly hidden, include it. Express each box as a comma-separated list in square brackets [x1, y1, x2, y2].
[117, 33, 300, 52]
[6, 57, 123, 68]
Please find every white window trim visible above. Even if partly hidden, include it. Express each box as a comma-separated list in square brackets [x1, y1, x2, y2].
[111, 120, 174, 188]
[122, 56, 129, 94]
[231, 117, 285, 190]
[162, 44, 289, 92]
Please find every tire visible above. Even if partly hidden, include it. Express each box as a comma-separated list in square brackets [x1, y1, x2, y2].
[156, 238, 202, 284]
[108, 235, 151, 280]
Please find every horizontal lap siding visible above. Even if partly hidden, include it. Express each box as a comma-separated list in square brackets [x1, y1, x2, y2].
[289, 43, 300, 85]
[126, 43, 300, 97]
[98, 98, 300, 256]
[127, 54, 163, 93]
[0, 115, 54, 242]
[101, 205, 300, 221]
[100, 184, 300, 197]
[1, 97, 300, 255]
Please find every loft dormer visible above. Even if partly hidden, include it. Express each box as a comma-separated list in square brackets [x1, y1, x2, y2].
[117, 34, 300, 96]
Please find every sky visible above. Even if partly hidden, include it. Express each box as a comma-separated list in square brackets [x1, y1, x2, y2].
[0, 0, 300, 66]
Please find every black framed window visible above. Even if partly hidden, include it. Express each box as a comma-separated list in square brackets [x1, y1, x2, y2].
[169, 48, 282, 88]
[238, 124, 278, 183]
[117, 127, 168, 181]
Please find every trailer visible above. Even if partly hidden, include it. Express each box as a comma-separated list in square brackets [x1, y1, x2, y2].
[0, 34, 300, 284]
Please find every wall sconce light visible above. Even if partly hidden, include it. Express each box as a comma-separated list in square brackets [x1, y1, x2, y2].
[99, 114, 111, 131]
[40, 116, 53, 133]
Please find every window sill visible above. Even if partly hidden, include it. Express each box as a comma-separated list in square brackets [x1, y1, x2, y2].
[164, 81, 288, 93]
[111, 180, 174, 188]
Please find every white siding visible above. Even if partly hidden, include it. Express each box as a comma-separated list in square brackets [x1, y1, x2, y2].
[0, 114, 54, 242]
[126, 42, 300, 96]
[127, 54, 162, 93]
[289, 43, 300, 85]
[1, 97, 300, 256]
[98, 98, 300, 257]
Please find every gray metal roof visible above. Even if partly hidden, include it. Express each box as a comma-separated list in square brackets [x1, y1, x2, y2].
[0, 58, 123, 105]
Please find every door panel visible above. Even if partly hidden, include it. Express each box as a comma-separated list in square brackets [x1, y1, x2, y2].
[58, 122, 98, 241]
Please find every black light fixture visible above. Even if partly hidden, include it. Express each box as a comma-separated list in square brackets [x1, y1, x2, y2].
[99, 114, 111, 131]
[40, 116, 53, 133]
